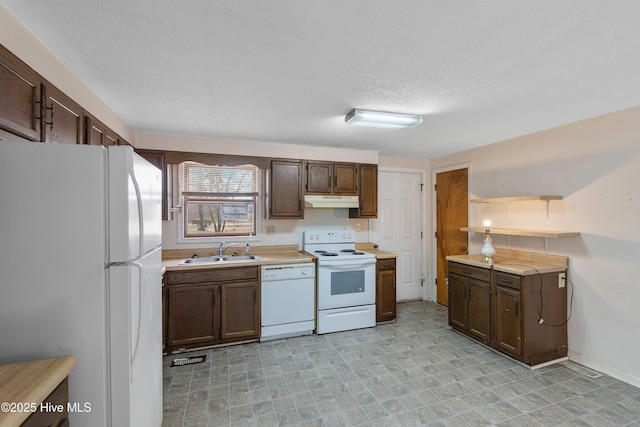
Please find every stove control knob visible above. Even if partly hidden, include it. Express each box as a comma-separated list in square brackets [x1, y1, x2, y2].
[315, 234, 320, 240]
[347, 232, 353, 239]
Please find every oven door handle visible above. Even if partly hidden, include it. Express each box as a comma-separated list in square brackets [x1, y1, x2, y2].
[319, 260, 377, 269]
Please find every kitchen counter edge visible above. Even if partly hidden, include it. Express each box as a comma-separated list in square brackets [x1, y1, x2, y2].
[0, 356, 76, 426]
[163, 250, 316, 271]
[446, 252, 567, 275]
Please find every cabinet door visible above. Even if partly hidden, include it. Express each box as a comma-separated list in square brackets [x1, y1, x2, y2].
[447, 273, 468, 330]
[137, 150, 168, 221]
[350, 164, 378, 218]
[376, 260, 396, 322]
[167, 284, 219, 349]
[220, 281, 259, 341]
[494, 285, 522, 358]
[467, 278, 491, 344]
[0, 45, 42, 141]
[269, 159, 303, 218]
[85, 114, 107, 146]
[306, 161, 333, 194]
[333, 163, 358, 195]
[43, 84, 84, 145]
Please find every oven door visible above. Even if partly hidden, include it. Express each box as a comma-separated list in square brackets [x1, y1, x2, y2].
[317, 259, 376, 310]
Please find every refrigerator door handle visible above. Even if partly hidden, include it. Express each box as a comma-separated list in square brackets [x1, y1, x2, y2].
[129, 261, 144, 382]
[128, 164, 145, 259]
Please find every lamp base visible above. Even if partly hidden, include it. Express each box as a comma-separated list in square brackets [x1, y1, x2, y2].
[482, 255, 494, 264]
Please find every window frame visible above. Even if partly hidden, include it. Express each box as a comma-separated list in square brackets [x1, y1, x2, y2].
[177, 162, 261, 243]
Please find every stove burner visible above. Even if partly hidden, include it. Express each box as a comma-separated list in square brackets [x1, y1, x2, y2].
[340, 249, 356, 253]
[314, 250, 339, 256]
[352, 251, 365, 255]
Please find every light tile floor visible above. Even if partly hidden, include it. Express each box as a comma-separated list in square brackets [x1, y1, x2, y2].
[162, 301, 640, 426]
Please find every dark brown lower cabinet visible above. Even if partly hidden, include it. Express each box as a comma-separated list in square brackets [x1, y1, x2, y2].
[448, 261, 567, 366]
[376, 258, 396, 322]
[448, 262, 491, 345]
[165, 266, 260, 352]
[21, 377, 69, 427]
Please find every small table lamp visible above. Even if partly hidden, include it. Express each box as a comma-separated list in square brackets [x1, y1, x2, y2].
[481, 220, 496, 264]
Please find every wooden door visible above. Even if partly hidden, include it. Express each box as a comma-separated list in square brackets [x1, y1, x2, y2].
[376, 259, 396, 322]
[372, 171, 423, 301]
[0, 45, 42, 141]
[435, 168, 468, 306]
[85, 115, 107, 146]
[447, 274, 467, 330]
[167, 284, 219, 349]
[43, 84, 83, 144]
[220, 281, 259, 341]
[269, 159, 303, 218]
[495, 286, 522, 358]
[333, 163, 358, 194]
[353, 164, 378, 217]
[467, 278, 491, 344]
[305, 161, 332, 193]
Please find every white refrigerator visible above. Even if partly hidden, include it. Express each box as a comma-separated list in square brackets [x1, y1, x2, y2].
[0, 140, 163, 426]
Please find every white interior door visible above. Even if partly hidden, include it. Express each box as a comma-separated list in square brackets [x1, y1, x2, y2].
[371, 170, 423, 301]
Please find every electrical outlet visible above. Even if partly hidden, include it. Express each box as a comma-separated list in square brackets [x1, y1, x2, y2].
[558, 272, 566, 288]
[354, 223, 361, 231]
[266, 225, 276, 235]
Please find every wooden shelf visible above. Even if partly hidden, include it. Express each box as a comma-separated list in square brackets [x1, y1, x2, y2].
[461, 227, 580, 239]
[470, 195, 563, 203]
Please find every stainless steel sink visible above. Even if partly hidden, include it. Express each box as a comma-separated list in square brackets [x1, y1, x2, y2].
[221, 255, 260, 262]
[178, 256, 221, 265]
[178, 254, 260, 265]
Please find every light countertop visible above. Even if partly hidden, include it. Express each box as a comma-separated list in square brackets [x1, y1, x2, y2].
[356, 243, 397, 259]
[0, 355, 76, 426]
[162, 245, 316, 271]
[446, 249, 568, 275]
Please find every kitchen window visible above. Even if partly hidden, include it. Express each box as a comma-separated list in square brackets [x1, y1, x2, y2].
[181, 162, 258, 238]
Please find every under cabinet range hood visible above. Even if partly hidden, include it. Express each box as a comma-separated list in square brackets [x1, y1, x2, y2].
[304, 195, 359, 208]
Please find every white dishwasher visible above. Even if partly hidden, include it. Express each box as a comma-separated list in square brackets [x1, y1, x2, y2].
[261, 262, 315, 341]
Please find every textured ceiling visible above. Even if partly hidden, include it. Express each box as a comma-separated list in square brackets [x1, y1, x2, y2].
[2, 1, 640, 159]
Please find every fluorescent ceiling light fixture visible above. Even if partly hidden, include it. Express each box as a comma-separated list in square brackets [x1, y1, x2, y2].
[345, 109, 423, 129]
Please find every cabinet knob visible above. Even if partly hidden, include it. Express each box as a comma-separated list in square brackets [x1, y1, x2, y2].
[459, 246, 467, 251]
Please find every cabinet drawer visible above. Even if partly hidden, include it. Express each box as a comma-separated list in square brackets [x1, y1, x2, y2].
[448, 262, 491, 282]
[495, 272, 521, 290]
[167, 267, 259, 285]
[377, 259, 396, 270]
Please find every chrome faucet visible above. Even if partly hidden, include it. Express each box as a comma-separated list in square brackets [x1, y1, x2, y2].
[219, 241, 239, 256]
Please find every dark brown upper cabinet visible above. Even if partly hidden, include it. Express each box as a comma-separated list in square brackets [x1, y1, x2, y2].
[43, 84, 84, 145]
[305, 161, 358, 195]
[268, 159, 304, 219]
[349, 164, 378, 218]
[0, 45, 43, 141]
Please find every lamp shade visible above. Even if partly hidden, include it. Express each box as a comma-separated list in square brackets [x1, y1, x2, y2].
[345, 109, 423, 129]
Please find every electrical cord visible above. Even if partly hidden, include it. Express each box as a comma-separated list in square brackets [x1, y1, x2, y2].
[494, 263, 574, 327]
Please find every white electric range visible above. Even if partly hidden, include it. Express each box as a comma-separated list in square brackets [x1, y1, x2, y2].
[303, 230, 377, 334]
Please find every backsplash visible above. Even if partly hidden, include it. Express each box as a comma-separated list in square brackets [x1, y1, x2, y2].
[161, 208, 370, 250]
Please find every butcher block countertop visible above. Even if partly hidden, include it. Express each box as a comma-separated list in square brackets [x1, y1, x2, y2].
[446, 248, 567, 275]
[356, 243, 397, 259]
[163, 245, 316, 271]
[0, 355, 76, 427]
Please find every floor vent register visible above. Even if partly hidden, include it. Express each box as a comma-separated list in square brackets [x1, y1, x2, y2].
[170, 355, 207, 367]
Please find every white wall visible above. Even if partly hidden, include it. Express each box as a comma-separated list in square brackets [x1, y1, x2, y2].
[162, 207, 371, 251]
[431, 106, 640, 387]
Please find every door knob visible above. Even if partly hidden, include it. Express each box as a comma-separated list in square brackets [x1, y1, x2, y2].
[460, 246, 467, 251]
